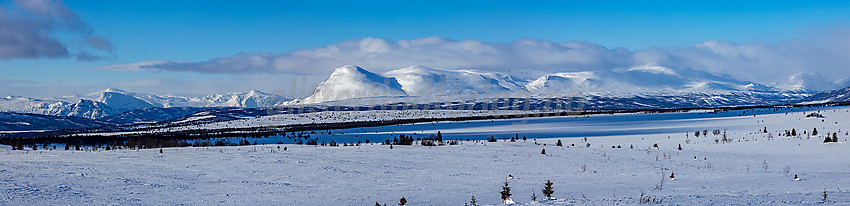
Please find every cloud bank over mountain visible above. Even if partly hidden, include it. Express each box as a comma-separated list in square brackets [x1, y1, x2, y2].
[95, 25, 850, 84]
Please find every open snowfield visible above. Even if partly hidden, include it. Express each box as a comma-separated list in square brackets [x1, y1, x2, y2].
[2, 106, 850, 205]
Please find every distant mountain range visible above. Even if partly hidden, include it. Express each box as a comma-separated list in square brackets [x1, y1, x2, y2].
[296, 65, 846, 104]
[0, 89, 294, 119]
[3, 65, 850, 132]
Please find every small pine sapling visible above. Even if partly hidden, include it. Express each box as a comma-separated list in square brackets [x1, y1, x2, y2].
[556, 139, 563, 146]
[541, 148, 546, 155]
[542, 180, 554, 200]
[531, 190, 537, 201]
[500, 179, 513, 204]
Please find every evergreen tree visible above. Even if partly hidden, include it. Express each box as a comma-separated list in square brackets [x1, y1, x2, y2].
[678, 144, 683, 150]
[541, 148, 546, 155]
[542, 180, 554, 199]
[813, 127, 819, 136]
[469, 195, 477, 206]
[159, 148, 163, 153]
[398, 197, 406, 206]
[556, 139, 563, 146]
[436, 131, 443, 142]
[791, 128, 797, 136]
[376, 202, 381, 206]
[500, 179, 512, 203]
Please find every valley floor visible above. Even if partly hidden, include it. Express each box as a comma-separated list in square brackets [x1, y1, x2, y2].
[2, 107, 850, 205]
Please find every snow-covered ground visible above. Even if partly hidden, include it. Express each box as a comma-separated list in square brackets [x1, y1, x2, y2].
[2, 106, 850, 205]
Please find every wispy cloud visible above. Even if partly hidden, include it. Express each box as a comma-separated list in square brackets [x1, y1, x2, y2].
[91, 25, 850, 84]
[0, 0, 113, 60]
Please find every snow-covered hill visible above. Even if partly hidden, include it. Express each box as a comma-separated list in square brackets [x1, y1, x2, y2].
[297, 65, 817, 104]
[385, 66, 524, 97]
[93, 89, 155, 111]
[301, 65, 407, 104]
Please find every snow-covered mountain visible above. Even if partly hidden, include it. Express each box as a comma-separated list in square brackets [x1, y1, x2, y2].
[92, 88, 292, 108]
[0, 96, 117, 119]
[385, 66, 524, 97]
[775, 73, 836, 92]
[0, 89, 293, 119]
[3, 65, 846, 120]
[799, 87, 850, 104]
[94, 89, 155, 111]
[525, 66, 783, 96]
[297, 65, 816, 104]
[301, 65, 407, 104]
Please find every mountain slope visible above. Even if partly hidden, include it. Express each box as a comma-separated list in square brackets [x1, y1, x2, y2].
[301, 65, 407, 104]
[385, 66, 523, 97]
[0, 112, 110, 131]
[94, 89, 155, 111]
[798, 87, 850, 104]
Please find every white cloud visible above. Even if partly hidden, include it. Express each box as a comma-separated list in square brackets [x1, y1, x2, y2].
[91, 24, 850, 85]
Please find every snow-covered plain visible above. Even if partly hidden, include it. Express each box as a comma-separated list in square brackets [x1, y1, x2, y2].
[2, 106, 850, 205]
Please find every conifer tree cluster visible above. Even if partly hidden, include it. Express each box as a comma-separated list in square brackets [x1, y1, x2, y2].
[824, 132, 839, 143]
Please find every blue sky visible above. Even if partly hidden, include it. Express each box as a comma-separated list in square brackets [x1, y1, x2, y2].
[2, 0, 850, 97]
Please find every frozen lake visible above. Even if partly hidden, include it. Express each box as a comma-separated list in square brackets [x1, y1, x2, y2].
[248, 106, 839, 145]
